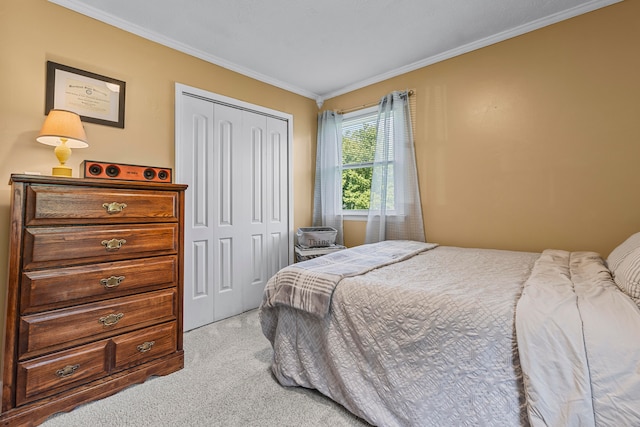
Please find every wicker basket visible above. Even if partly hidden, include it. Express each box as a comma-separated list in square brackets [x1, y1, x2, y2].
[296, 227, 337, 248]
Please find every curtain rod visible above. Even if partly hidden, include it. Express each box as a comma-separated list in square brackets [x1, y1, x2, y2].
[337, 89, 415, 115]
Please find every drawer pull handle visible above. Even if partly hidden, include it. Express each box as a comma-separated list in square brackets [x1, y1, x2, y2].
[56, 364, 80, 378]
[137, 341, 155, 353]
[101, 238, 127, 251]
[103, 202, 127, 214]
[100, 275, 125, 289]
[99, 312, 124, 327]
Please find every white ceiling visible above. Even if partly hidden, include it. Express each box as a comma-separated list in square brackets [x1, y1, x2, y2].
[50, 0, 620, 103]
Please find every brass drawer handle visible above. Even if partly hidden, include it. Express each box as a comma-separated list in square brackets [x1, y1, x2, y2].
[56, 364, 80, 378]
[101, 238, 127, 251]
[100, 275, 125, 289]
[102, 202, 127, 214]
[99, 313, 124, 327]
[137, 341, 155, 353]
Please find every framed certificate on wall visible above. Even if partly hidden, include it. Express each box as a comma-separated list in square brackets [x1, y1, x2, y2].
[45, 61, 126, 128]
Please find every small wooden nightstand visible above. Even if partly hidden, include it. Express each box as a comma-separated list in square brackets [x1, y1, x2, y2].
[295, 244, 346, 262]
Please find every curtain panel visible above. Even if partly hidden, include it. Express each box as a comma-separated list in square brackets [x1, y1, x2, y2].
[365, 91, 425, 243]
[312, 110, 344, 245]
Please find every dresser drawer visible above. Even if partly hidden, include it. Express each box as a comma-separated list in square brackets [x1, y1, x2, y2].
[22, 224, 178, 270]
[113, 322, 177, 370]
[25, 185, 179, 225]
[19, 289, 177, 358]
[15, 340, 109, 406]
[21, 256, 178, 313]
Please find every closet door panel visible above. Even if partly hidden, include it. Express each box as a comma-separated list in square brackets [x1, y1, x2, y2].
[217, 119, 233, 226]
[251, 235, 264, 285]
[250, 127, 264, 225]
[181, 96, 215, 331]
[212, 104, 244, 321]
[241, 112, 268, 310]
[266, 118, 290, 278]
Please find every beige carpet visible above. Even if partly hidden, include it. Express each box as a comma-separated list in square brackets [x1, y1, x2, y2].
[42, 309, 369, 427]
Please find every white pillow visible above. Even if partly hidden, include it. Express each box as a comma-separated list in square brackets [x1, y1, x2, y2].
[613, 246, 640, 301]
[607, 232, 640, 272]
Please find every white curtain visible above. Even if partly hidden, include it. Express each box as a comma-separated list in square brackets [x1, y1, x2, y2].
[365, 91, 425, 243]
[313, 110, 344, 245]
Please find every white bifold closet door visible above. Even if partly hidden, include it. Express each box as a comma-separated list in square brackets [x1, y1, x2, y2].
[178, 89, 291, 331]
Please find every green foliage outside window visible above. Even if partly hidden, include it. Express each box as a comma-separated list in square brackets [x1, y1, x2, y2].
[342, 122, 376, 210]
[342, 167, 371, 210]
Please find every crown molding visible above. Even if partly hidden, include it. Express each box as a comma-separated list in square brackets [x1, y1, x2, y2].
[50, 0, 622, 103]
[48, 0, 320, 100]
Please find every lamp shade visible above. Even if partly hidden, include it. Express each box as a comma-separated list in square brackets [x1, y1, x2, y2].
[37, 109, 88, 148]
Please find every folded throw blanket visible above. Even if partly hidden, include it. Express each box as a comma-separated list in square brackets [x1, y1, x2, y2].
[261, 240, 438, 317]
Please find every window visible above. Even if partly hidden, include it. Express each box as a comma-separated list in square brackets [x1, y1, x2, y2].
[341, 107, 378, 213]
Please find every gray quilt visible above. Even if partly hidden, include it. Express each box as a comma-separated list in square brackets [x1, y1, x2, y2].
[260, 245, 539, 426]
[259, 245, 640, 426]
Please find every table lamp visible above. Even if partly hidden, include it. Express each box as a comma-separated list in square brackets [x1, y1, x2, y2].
[37, 109, 88, 177]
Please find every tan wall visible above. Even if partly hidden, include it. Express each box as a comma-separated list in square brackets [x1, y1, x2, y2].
[0, 1, 317, 326]
[323, 1, 640, 257]
[0, 0, 638, 323]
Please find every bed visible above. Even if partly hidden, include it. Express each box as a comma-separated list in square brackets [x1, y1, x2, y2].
[259, 237, 640, 426]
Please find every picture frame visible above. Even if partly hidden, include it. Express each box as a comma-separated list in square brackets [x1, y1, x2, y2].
[45, 61, 126, 128]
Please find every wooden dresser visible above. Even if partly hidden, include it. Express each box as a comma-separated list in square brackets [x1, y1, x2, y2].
[1, 174, 187, 426]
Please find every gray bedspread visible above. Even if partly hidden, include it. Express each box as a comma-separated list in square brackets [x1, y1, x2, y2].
[260, 245, 539, 426]
[260, 244, 640, 426]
